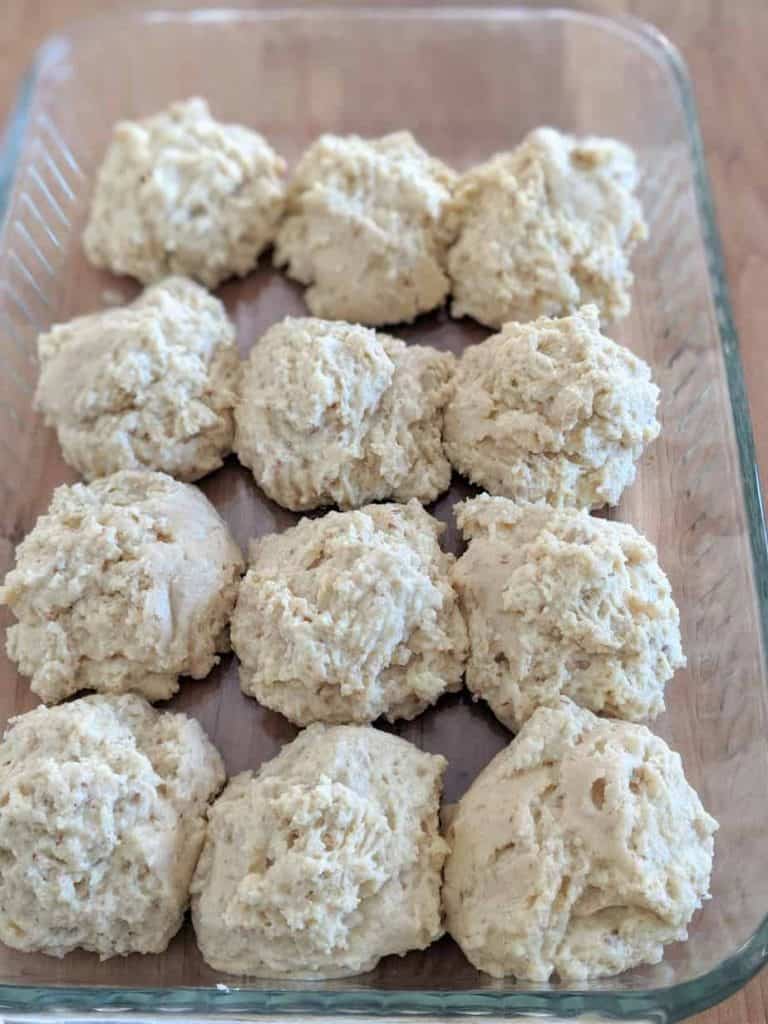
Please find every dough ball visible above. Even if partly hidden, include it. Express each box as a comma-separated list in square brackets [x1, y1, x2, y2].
[35, 277, 239, 482]
[274, 132, 455, 325]
[232, 500, 467, 725]
[444, 699, 717, 981]
[234, 317, 454, 510]
[443, 305, 659, 508]
[1, 470, 243, 704]
[453, 496, 685, 731]
[83, 98, 286, 287]
[0, 693, 225, 959]
[444, 126, 647, 327]
[191, 723, 447, 977]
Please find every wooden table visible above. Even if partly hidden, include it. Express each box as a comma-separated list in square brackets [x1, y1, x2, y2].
[1, 1, 766, 1021]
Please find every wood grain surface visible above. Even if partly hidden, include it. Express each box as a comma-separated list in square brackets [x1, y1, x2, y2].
[1, 2, 766, 1022]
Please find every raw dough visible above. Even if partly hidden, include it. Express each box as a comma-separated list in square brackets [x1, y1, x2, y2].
[191, 723, 447, 977]
[274, 132, 455, 325]
[1, 470, 243, 704]
[444, 126, 647, 327]
[0, 693, 225, 959]
[83, 98, 286, 287]
[35, 276, 239, 482]
[443, 305, 659, 508]
[234, 317, 454, 511]
[453, 496, 685, 731]
[444, 699, 717, 981]
[232, 500, 467, 725]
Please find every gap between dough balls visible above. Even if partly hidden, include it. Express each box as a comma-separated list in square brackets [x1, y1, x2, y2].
[443, 699, 717, 982]
[231, 500, 467, 725]
[191, 723, 447, 978]
[35, 277, 239, 482]
[83, 98, 286, 288]
[443, 305, 659, 509]
[233, 316, 455, 511]
[0, 470, 244, 704]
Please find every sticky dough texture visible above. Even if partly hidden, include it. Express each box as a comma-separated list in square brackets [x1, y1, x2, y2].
[0, 694, 225, 959]
[83, 98, 286, 287]
[444, 126, 647, 328]
[0, 470, 244, 704]
[191, 723, 447, 978]
[274, 132, 455, 325]
[35, 277, 239, 482]
[444, 700, 717, 981]
[234, 317, 454, 511]
[443, 305, 659, 509]
[231, 500, 467, 725]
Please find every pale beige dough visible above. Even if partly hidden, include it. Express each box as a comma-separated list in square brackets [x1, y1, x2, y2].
[443, 305, 659, 509]
[83, 98, 286, 288]
[444, 699, 717, 981]
[0, 470, 243, 704]
[35, 277, 239, 482]
[232, 500, 467, 725]
[0, 693, 225, 959]
[453, 496, 685, 731]
[444, 126, 647, 328]
[273, 132, 455, 325]
[234, 317, 454, 511]
[191, 723, 447, 978]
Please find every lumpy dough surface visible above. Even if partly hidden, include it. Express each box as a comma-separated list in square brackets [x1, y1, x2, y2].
[232, 500, 467, 725]
[191, 723, 447, 977]
[273, 132, 455, 325]
[443, 305, 659, 509]
[444, 700, 717, 981]
[0, 694, 225, 959]
[83, 98, 286, 287]
[234, 317, 454, 511]
[0, 470, 244, 704]
[35, 277, 239, 482]
[444, 126, 647, 328]
[453, 496, 685, 731]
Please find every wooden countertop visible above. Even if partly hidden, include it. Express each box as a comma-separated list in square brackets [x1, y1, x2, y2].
[1, 1, 766, 1021]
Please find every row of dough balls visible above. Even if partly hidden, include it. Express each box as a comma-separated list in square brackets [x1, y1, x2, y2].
[0, 694, 716, 982]
[82, 98, 647, 329]
[35, 278, 660, 512]
[1, 474, 684, 729]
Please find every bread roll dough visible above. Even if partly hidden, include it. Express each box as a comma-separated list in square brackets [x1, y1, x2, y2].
[232, 500, 467, 725]
[234, 317, 454, 510]
[83, 98, 286, 287]
[453, 496, 685, 731]
[191, 723, 447, 977]
[444, 127, 647, 328]
[0, 694, 225, 959]
[1, 470, 243, 703]
[35, 277, 239, 482]
[274, 132, 455, 325]
[443, 305, 659, 509]
[444, 700, 717, 981]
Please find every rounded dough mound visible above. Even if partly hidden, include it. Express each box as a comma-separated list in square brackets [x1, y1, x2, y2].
[453, 496, 685, 731]
[273, 132, 455, 325]
[234, 317, 454, 511]
[0, 694, 225, 959]
[35, 277, 239, 482]
[191, 723, 447, 978]
[232, 500, 467, 725]
[83, 98, 286, 288]
[444, 699, 717, 981]
[443, 305, 659, 508]
[0, 470, 244, 704]
[444, 126, 647, 328]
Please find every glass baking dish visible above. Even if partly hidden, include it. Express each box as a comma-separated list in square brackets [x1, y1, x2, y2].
[0, 5, 767, 1021]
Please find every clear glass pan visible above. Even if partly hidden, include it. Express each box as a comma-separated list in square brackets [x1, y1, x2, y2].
[0, 6, 767, 1021]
